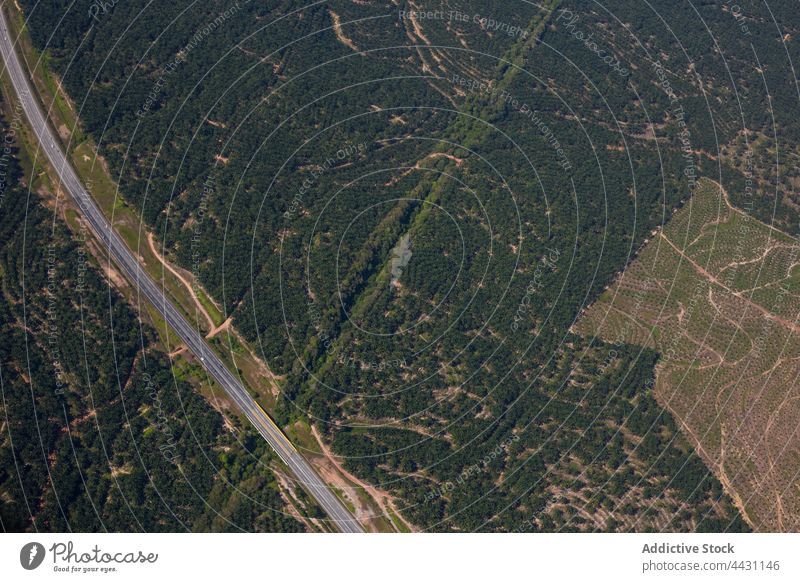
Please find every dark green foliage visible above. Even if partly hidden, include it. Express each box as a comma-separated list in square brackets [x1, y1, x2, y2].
[0, 98, 302, 532]
[13, 0, 770, 531]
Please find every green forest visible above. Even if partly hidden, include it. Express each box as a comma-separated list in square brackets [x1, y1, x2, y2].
[8, 0, 797, 530]
[0, 93, 306, 532]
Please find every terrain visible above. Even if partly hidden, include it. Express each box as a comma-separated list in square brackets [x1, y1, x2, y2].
[4, 0, 799, 531]
[0, 91, 311, 532]
[576, 179, 800, 531]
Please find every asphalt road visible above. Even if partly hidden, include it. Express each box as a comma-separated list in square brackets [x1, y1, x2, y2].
[0, 11, 363, 533]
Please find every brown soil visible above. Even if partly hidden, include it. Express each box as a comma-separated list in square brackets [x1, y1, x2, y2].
[310, 425, 416, 532]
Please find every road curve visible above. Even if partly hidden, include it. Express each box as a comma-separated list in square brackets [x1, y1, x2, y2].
[0, 10, 363, 533]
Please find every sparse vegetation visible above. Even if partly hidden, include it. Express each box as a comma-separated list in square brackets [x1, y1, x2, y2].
[577, 179, 800, 531]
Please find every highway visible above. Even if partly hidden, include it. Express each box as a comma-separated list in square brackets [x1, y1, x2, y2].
[0, 11, 363, 533]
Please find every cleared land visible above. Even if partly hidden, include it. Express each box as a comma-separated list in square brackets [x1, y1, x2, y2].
[575, 178, 800, 531]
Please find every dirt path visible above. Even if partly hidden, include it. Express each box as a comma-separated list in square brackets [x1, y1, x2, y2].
[659, 232, 800, 334]
[660, 396, 754, 529]
[310, 425, 417, 532]
[716, 242, 781, 276]
[168, 346, 187, 358]
[715, 178, 800, 243]
[206, 316, 233, 339]
[146, 232, 215, 330]
[329, 10, 359, 52]
[383, 151, 465, 186]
